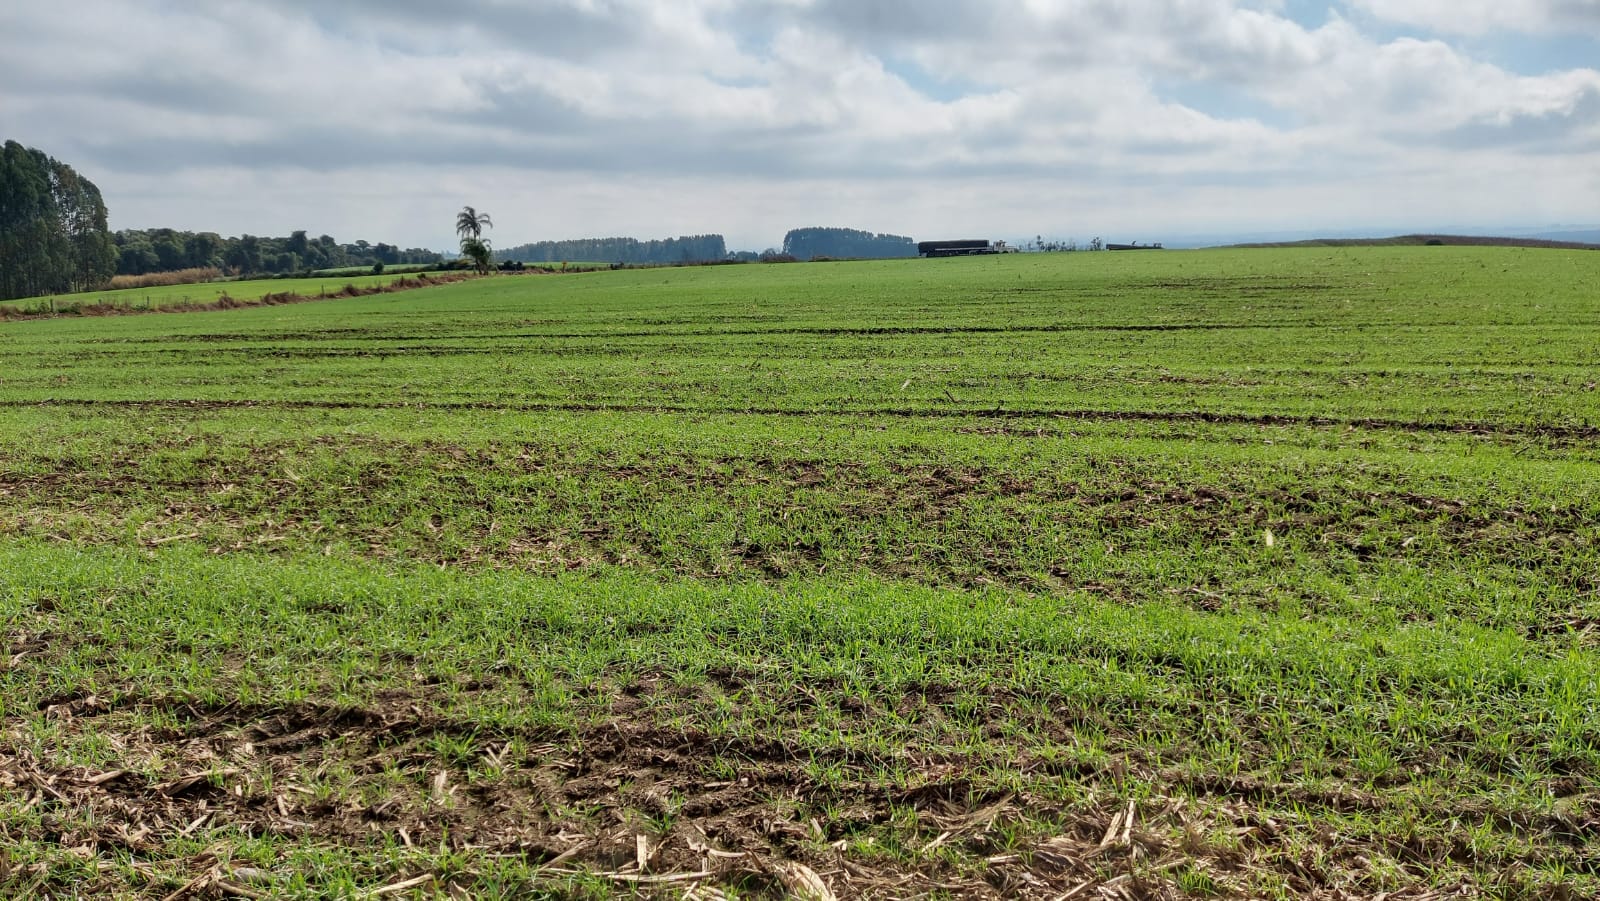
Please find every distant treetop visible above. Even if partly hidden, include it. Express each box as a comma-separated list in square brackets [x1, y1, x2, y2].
[498, 234, 728, 265]
[782, 227, 916, 260]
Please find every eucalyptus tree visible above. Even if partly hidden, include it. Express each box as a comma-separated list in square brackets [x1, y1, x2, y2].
[0, 141, 116, 299]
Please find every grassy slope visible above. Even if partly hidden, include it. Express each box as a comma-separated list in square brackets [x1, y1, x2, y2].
[1, 247, 1597, 899]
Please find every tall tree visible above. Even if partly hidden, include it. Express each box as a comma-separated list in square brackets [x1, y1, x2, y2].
[49, 161, 115, 291]
[455, 206, 493, 273]
[0, 143, 57, 298]
[0, 141, 116, 299]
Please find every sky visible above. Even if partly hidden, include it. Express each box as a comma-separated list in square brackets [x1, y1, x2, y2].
[2, 0, 1597, 251]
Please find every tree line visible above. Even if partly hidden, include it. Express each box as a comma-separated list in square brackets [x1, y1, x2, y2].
[0, 141, 118, 300]
[498, 234, 727, 265]
[113, 228, 442, 277]
[782, 227, 916, 260]
[5, 140, 1108, 302]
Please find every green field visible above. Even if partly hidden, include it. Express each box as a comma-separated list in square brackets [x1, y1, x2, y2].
[1, 248, 1596, 899]
[0, 272, 426, 314]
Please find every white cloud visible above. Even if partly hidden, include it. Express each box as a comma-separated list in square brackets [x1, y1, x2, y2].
[0, 0, 1595, 248]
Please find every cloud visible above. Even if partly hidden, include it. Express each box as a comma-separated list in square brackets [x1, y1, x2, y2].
[1344, 0, 1600, 37]
[1437, 84, 1600, 152]
[0, 0, 1595, 248]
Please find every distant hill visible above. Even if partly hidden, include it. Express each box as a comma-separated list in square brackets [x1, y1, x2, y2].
[1227, 234, 1600, 251]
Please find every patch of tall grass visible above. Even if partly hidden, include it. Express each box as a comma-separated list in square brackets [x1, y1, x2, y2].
[105, 267, 223, 290]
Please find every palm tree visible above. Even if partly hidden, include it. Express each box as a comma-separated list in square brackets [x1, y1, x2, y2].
[455, 206, 494, 274]
[456, 206, 492, 242]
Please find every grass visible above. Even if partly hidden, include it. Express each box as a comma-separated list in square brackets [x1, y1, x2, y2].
[0, 246, 1597, 898]
[0, 272, 421, 314]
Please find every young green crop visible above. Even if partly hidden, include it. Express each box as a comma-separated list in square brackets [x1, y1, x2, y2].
[0, 247, 1596, 898]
